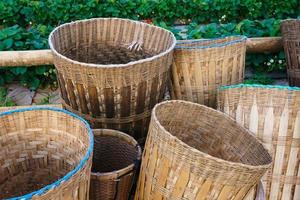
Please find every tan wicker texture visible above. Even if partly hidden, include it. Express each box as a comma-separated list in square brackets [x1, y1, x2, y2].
[170, 36, 246, 108]
[0, 107, 93, 199]
[49, 18, 176, 142]
[281, 19, 300, 86]
[217, 84, 300, 200]
[135, 100, 272, 200]
[0, 104, 62, 112]
[90, 129, 142, 200]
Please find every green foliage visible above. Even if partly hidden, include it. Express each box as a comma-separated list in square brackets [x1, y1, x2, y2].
[184, 18, 281, 39]
[1, 0, 299, 26]
[0, 87, 16, 106]
[1, 0, 296, 88]
[0, 24, 55, 89]
[244, 74, 274, 85]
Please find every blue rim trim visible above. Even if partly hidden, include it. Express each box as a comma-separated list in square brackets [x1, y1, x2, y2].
[0, 107, 94, 200]
[219, 83, 300, 91]
[175, 35, 247, 50]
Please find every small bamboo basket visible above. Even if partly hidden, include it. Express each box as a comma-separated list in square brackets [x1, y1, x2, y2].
[49, 18, 176, 142]
[281, 19, 300, 86]
[217, 84, 300, 200]
[0, 107, 93, 199]
[90, 129, 142, 200]
[135, 100, 272, 200]
[170, 36, 246, 108]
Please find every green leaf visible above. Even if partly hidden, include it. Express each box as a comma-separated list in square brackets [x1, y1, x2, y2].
[9, 67, 27, 75]
[3, 38, 13, 49]
[0, 76, 4, 85]
[32, 40, 44, 49]
[29, 77, 40, 90]
[14, 41, 24, 47]
[35, 66, 47, 75]
[3, 72, 14, 83]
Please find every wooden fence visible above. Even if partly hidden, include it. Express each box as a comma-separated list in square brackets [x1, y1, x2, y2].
[0, 37, 282, 67]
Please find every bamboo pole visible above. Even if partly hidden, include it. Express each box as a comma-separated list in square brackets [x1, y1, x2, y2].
[0, 50, 53, 67]
[246, 37, 282, 53]
[0, 37, 283, 67]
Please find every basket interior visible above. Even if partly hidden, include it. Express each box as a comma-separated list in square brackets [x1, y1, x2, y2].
[0, 110, 90, 199]
[155, 102, 272, 166]
[92, 133, 138, 173]
[63, 43, 153, 65]
[50, 18, 175, 65]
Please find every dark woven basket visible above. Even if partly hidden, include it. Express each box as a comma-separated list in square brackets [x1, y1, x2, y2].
[90, 129, 142, 200]
[281, 19, 300, 86]
[49, 18, 176, 142]
[0, 107, 93, 200]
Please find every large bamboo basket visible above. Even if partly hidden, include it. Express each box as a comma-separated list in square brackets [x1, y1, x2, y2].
[135, 100, 272, 200]
[217, 84, 300, 200]
[90, 129, 142, 200]
[0, 107, 93, 199]
[170, 36, 246, 108]
[281, 19, 300, 86]
[49, 18, 176, 142]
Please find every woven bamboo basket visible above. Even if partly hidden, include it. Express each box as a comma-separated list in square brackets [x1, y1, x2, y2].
[170, 36, 246, 108]
[217, 84, 300, 200]
[0, 107, 93, 199]
[135, 100, 272, 200]
[49, 18, 176, 142]
[281, 19, 300, 86]
[90, 129, 142, 200]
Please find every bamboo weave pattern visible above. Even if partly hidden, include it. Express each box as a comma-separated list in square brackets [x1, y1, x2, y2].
[0, 107, 93, 199]
[217, 84, 300, 200]
[170, 36, 246, 108]
[90, 129, 142, 200]
[135, 100, 271, 200]
[281, 19, 300, 86]
[49, 18, 176, 141]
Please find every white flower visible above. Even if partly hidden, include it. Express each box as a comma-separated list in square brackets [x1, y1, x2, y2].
[270, 59, 274, 63]
[267, 62, 271, 66]
[278, 60, 283, 64]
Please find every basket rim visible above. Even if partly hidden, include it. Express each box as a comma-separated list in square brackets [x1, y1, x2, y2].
[281, 18, 300, 24]
[0, 107, 94, 200]
[91, 129, 142, 178]
[152, 100, 272, 170]
[175, 35, 247, 50]
[48, 17, 176, 68]
[219, 83, 300, 91]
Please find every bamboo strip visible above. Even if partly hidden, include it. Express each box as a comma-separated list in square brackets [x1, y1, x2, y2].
[171, 36, 246, 108]
[135, 100, 272, 200]
[217, 84, 300, 200]
[49, 18, 176, 140]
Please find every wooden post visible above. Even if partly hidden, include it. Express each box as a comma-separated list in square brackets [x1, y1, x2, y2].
[0, 37, 283, 67]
